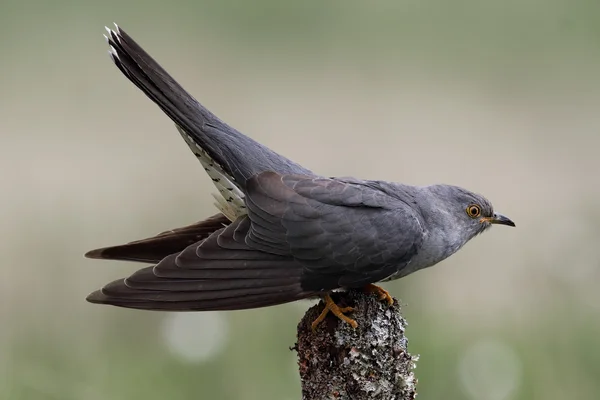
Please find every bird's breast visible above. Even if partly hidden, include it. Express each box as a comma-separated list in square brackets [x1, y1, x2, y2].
[383, 229, 464, 281]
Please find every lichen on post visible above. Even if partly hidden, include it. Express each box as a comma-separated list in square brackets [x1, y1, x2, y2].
[295, 290, 418, 400]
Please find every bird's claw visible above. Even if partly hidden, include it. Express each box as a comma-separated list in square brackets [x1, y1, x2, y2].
[363, 283, 394, 306]
[311, 294, 357, 331]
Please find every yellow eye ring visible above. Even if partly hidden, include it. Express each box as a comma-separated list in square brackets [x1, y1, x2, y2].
[466, 204, 481, 218]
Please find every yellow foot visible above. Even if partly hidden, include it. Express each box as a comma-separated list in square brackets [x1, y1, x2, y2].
[311, 294, 357, 331]
[363, 283, 394, 306]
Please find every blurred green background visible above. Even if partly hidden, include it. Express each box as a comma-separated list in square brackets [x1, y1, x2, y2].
[1, 0, 599, 399]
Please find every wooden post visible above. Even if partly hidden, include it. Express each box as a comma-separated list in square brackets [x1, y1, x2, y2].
[295, 290, 418, 400]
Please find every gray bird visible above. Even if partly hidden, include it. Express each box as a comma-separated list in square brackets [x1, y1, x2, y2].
[86, 25, 515, 329]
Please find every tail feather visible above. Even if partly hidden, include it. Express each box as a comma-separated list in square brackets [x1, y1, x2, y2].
[104, 24, 311, 188]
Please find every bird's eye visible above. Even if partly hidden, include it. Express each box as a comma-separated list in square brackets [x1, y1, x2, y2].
[466, 204, 481, 218]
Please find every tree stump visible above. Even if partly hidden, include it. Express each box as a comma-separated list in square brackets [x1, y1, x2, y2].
[295, 290, 418, 400]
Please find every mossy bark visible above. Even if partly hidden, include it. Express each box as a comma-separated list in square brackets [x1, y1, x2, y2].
[295, 290, 418, 400]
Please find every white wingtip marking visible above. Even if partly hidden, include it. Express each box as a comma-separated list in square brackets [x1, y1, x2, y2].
[113, 23, 120, 34]
[103, 34, 109, 43]
[104, 26, 112, 35]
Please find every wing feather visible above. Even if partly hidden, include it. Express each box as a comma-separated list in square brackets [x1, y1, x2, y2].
[87, 217, 312, 310]
[243, 172, 425, 291]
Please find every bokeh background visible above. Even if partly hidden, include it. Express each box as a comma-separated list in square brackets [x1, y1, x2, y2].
[1, 1, 599, 399]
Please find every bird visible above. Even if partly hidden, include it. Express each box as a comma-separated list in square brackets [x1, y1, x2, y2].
[86, 24, 515, 330]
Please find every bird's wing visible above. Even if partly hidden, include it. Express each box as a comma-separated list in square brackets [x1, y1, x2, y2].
[244, 172, 425, 291]
[86, 173, 424, 311]
[85, 213, 231, 263]
[86, 216, 312, 311]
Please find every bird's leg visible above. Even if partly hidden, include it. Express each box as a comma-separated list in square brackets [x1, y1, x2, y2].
[363, 283, 394, 306]
[311, 294, 357, 331]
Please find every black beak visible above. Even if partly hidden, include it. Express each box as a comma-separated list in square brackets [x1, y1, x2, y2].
[489, 213, 515, 227]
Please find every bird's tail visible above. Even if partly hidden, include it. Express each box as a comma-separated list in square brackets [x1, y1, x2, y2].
[104, 24, 311, 189]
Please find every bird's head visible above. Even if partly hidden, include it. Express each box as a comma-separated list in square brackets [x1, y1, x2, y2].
[423, 185, 515, 242]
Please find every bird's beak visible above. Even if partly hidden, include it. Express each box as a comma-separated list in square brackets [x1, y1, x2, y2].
[480, 213, 515, 227]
